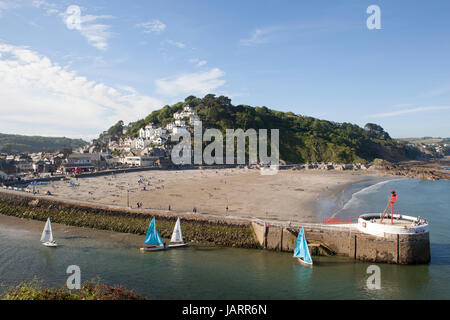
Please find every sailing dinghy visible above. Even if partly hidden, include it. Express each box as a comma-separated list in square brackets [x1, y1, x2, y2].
[140, 217, 166, 252]
[168, 218, 188, 248]
[40, 218, 57, 247]
[293, 226, 312, 266]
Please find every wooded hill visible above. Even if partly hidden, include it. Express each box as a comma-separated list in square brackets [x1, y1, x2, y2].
[0, 133, 86, 153]
[116, 94, 423, 164]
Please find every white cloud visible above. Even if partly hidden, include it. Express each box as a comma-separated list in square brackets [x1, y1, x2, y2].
[155, 68, 226, 97]
[78, 21, 113, 50]
[239, 22, 330, 47]
[368, 106, 450, 118]
[165, 40, 185, 48]
[189, 58, 207, 67]
[136, 20, 166, 33]
[0, 0, 20, 16]
[420, 84, 450, 98]
[62, 6, 114, 50]
[240, 29, 267, 46]
[32, 0, 58, 15]
[0, 42, 163, 139]
[392, 103, 412, 108]
[240, 26, 280, 46]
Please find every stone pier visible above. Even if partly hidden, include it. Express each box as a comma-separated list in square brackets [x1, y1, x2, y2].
[251, 221, 430, 264]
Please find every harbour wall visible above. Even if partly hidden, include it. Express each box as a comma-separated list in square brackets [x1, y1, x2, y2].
[0, 190, 430, 264]
[0, 191, 259, 249]
[251, 222, 431, 264]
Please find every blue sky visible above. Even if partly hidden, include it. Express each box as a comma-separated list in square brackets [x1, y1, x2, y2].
[0, 0, 449, 140]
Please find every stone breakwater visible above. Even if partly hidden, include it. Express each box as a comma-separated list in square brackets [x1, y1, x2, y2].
[0, 191, 259, 249]
[252, 222, 430, 264]
[0, 191, 431, 264]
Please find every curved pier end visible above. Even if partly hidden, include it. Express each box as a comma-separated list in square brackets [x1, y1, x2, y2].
[251, 222, 431, 265]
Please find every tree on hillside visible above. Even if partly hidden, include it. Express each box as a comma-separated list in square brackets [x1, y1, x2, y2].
[110, 94, 423, 163]
[106, 120, 124, 137]
[364, 123, 390, 139]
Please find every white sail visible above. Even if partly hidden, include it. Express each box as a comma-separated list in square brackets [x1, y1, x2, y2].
[40, 218, 53, 243]
[170, 218, 183, 243]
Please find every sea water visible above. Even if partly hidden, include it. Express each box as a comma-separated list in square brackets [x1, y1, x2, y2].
[0, 178, 449, 299]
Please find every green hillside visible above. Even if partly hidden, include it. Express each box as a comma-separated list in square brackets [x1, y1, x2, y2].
[0, 133, 87, 153]
[121, 94, 422, 164]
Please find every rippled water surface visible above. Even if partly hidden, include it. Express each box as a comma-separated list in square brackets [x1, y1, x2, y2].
[0, 178, 449, 299]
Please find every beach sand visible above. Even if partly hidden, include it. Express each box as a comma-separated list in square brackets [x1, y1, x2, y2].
[32, 168, 382, 223]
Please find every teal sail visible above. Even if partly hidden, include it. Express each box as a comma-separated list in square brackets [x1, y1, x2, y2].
[293, 226, 312, 264]
[144, 217, 164, 247]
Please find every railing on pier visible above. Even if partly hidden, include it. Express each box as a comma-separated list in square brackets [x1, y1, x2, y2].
[322, 216, 359, 224]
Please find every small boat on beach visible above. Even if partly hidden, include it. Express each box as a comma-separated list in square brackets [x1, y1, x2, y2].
[40, 218, 57, 247]
[293, 226, 312, 266]
[168, 218, 188, 249]
[140, 217, 166, 252]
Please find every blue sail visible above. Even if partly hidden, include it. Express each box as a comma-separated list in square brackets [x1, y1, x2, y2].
[144, 217, 164, 247]
[293, 226, 312, 264]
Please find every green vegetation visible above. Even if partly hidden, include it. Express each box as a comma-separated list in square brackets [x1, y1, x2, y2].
[2, 278, 147, 300]
[100, 120, 124, 139]
[0, 133, 86, 153]
[123, 94, 422, 163]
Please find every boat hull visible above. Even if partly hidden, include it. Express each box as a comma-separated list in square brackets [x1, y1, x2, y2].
[168, 243, 189, 249]
[140, 246, 166, 252]
[296, 257, 313, 266]
[42, 241, 58, 247]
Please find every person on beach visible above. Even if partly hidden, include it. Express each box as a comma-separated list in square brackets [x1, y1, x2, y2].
[168, 205, 171, 211]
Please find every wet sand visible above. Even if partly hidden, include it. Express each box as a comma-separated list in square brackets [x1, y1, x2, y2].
[30, 168, 381, 223]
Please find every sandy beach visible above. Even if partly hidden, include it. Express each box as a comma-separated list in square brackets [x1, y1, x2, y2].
[29, 168, 382, 223]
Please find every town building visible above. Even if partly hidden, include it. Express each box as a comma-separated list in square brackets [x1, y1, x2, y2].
[62, 153, 105, 173]
[122, 156, 158, 167]
[173, 106, 197, 120]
